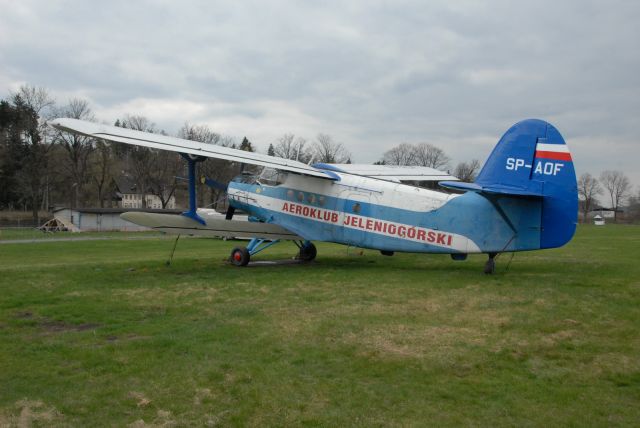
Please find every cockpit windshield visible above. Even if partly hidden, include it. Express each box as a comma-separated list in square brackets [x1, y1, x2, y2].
[231, 167, 288, 186]
[258, 168, 288, 186]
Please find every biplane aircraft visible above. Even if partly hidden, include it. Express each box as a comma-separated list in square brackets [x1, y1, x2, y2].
[50, 118, 578, 273]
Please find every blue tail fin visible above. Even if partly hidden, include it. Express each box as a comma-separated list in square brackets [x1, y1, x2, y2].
[442, 119, 577, 249]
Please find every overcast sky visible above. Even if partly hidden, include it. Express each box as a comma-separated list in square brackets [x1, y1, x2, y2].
[1, 0, 639, 187]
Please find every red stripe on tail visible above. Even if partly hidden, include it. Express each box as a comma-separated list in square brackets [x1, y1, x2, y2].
[535, 151, 572, 161]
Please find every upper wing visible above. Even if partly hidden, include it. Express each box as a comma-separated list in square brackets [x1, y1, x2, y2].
[313, 163, 458, 182]
[49, 118, 335, 180]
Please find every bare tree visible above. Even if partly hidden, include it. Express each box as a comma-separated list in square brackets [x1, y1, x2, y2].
[178, 122, 221, 145]
[91, 141, 117, 208]
[577, 173, 602, 223]
[453, 159, 481, 182]
[383, 143, 415, 166]
[311, 133, 351, 164]
[626, 187, 640, 222]
[273, 134, 310, 163]
[116, 114, 163, 208]
[11, 85, 55, 118]
[53, 98, 96, 208]
[382, 142, 450, 170]
[121, 114, 157, 133]
[146, 150, 183, 209]
[412, 143, 450, 169]
[600, 170, 630, 222]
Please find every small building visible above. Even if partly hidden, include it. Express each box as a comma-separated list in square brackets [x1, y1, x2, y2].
[113, 176, 176, 210]
[588, 207, 624, 221]
[593, 215, 605, 226]
[52, 207, 181, 232]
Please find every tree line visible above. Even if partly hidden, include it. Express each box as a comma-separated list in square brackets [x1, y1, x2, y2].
[0, 85, 354, 223]
[578, 171, 639, 222]
[0, 86, 258, 222]
[5, 85, 634, 224]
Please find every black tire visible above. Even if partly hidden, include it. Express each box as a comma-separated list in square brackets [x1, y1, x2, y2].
[230, 247, 250, 266]
[298, 242, 317, 262]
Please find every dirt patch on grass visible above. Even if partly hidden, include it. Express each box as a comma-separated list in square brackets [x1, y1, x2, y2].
[14, 311, 34, 319]
[113, 284, 220, 305]
[40, 320, 101, 333]
[0, 399, 63, 428]
[105, 333, 150, 343]
[343, 324, 486, 360]
[129, 391, 152, 408]
[128, 409, 176, 427]
[586, 353, 640, 377]
[193, 388, 213, 406]
[540, 329, 578, 347]
[13, 310, 101, 333]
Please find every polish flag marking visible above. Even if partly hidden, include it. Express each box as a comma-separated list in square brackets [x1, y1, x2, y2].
[535, 143, 572, 161]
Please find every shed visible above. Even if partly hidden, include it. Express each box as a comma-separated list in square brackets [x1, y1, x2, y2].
[52, 207, 182, 232]
[593, 215, 605, 226]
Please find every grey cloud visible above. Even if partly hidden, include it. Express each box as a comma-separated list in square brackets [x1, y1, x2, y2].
[1, 0, 639, 184]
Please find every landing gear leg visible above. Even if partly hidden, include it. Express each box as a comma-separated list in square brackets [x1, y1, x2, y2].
[484, 252, 497, 274]
[229, 239, 315, 267]
[229, 238, 281, 267]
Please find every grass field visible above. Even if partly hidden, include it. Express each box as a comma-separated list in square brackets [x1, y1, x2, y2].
[1, 226, 639, 426]
[0, 227, 165, 241]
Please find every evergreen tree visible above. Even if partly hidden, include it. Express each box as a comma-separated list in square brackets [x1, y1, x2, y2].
[267, 143, 275, 156]
[0, 96, 44, 220]
[239, 136, 254, 152]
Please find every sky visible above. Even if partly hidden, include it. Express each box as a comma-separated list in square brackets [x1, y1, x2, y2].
[1, 0, 639, 188]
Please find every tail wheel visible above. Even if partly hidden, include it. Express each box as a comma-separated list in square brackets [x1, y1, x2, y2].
[230, 247, 250, 266]
[298, 242, 317, 262]
[484, 252, 497, 274]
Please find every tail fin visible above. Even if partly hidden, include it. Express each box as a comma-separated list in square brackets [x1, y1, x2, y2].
[442, 119, 577, 249]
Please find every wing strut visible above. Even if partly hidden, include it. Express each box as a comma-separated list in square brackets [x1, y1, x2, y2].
[180, 154, 207, 225]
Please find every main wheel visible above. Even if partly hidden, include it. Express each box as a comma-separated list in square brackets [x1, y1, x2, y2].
[298, 242, 317, 262]
[230, 247, 250, 266]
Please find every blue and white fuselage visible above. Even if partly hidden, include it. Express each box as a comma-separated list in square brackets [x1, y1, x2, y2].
[228, 171, 528, 255]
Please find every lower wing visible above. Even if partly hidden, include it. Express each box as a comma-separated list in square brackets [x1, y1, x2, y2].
[121, 212, 303, 240]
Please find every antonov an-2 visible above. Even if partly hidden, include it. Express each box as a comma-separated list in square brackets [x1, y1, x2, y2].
[50, 118, 578, 274]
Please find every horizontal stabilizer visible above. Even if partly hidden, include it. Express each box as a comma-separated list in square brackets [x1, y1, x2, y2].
[439, 181, 543, 197]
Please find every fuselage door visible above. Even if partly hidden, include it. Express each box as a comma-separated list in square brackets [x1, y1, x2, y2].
[337, 190, 379, 247]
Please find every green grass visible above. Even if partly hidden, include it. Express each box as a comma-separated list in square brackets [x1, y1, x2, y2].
[1, 225, 639, 426]
[0, 228, 165, 241]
